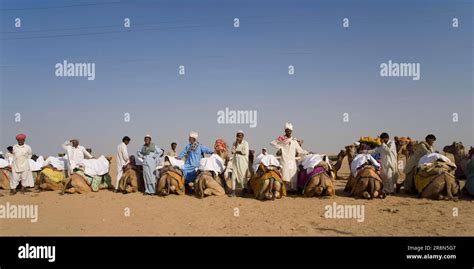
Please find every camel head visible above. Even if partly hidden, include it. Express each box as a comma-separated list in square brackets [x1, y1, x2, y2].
[443, 142, 465, 156]
[336, 149, 347, 160]
[406, 140, 418, 156]
[394, 136, 411, 153]
[345, 144, 357, 157]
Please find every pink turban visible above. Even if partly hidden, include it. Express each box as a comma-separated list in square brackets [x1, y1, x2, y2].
[15, 133, 26, 140]
[214, 139, 228, 153]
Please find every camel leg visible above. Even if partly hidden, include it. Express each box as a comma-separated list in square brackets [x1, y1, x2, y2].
[170, 178, 184, 195]
[265, 178, 274, 200]
[304, 176, 321, 197]
[203, 178, 225, 196]
[259, 179, 270, 200]
[374, 180, 385, 198]
[324, 178, 336, 197]
[274, 181, 282, 199]
[157, 175, 168, 196]
[129, 174, 138, 193]
[445, 177, 455, 200]
[194, 177, 205, 198]
[61, 177, 72, 195]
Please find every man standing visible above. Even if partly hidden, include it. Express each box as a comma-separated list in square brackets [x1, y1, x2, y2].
[372, 132, 398, 195]
[137, 135, 163, 195]
[10, 134, 34, 195]
[115, 136, 131, 192]
[165, 142, 178, 157]
[177, 131, 213, 185]
[271, 122, 308, 192]
[230, 130, 249, 197]
[62, 139, 93, 174]
[403, 134, 436, 194]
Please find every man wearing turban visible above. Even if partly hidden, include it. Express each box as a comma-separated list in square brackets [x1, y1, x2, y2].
[178, 131, 214, 185]
[270, 122, 309, 192]
[10, 134, 34, 195]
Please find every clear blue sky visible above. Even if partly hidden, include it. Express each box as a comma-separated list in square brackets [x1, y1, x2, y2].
[1, 0, 472, 156]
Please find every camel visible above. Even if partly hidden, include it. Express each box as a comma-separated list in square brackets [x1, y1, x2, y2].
[249, 154, 286, 200]
[118, 157, 144, 194]
[415, 159, 460, 200]
[156, 157, 184, 196]
[418, 173, 460, 200]
[393, 136, 414, 193]
[61, 156, 113, 195]
[35, 166, 66, 191]
[394, 136, 412, 160]
[345, 165, 385, 199]
[331, 150, 347, 179]
[0, 168, 11, 190]
[443, 142, 470, 179]
[194, 139, 229, 198]
[345, 144, 358, 167]
[302, 162, 335, 198]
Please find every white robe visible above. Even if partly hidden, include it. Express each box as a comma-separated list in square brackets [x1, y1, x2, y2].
[373, 140, 398, 193]
[270, 138, 308, 190]
[115, 142, 129, 189]
[11, 144, 34, 188]
[231, 140, 250, 188]
[62, 141, 93, 173]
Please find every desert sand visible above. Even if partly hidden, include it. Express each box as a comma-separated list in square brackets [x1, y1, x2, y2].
[0, 155, 473, 236]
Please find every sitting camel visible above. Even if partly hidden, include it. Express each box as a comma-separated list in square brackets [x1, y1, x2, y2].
[345, 165, 385, 199]
[300, 160, 335, 198]
[156, 156, 185, 196]
[61, 156, 113, 194]
[194, 139, 230, 198]
[249, 154, 286, 200]
[35, 166, 66, 191]
[0, 168, 11, 190]
[415, 155, 459, 200]
[118, 156, 144, 194]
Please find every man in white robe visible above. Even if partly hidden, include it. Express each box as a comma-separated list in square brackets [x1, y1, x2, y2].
[115, 136, 131, 191]
[271, 122, 308, 192]
[372, 132, 398, 194]
[230, 130, 249, 196]
[10, 134, 34, 195]
[62, 139, 93, 174]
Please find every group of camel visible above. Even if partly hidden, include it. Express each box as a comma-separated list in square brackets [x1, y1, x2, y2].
[0, 138, 471, 201]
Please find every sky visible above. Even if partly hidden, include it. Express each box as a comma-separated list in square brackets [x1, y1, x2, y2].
[0, 0, 472, 157]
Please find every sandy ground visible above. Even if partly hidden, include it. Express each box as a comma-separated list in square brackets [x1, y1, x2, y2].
[0, 156, 473, 236]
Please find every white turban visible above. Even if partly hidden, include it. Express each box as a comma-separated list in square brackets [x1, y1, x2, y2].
[189, 131, 198, 139]
[144, 134, 152, 139]
[237, 130, 244, 135]
[285, 122, 293, 131]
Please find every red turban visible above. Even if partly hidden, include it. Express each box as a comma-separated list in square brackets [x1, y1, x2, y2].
[214, 139, 228, 153]
[16, 133, 26, 140]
